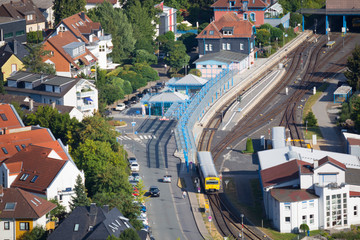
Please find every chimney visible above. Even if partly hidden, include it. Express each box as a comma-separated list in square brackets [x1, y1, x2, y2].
[0, 29, 3, 41]
[29, 99, 34, 111]
[313, 159, 318, 168]
[81, 12, 86, 21]
[13, 39, 17, 55]
[51, 102, 55, 109]
[89, 203, 97, 215]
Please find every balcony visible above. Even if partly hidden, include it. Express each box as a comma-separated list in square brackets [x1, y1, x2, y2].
[77, 90, 96, 98]
[99, 33, 112, 41]
[77, 104, 96, 111]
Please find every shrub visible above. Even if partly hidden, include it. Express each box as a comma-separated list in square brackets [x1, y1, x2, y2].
[244, 138, 254, 153]
[304, 111, 317, 127]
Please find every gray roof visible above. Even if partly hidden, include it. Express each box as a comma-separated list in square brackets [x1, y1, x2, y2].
[334, 85, 352, 95]
[31, 0, 53, 10]
[9, 72, 43, 83]
[44, 76, 75, 86]
[194, 51, 248, 64]
[0, 16, 19, 23]
[270, 189, 319, 202]
[3, 40, 29, 61]
[147, 91, 189, 103]
[345, 168, 360, 186]
[170, 74, 208, 86]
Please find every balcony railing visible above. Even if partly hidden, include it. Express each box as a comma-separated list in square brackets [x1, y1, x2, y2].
[77, 104, 96, 111]
[77, 90, 96, 98]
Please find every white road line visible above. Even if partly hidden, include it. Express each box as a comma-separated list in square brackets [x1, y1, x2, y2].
[148, 135, 152, 139]
[153, 135, 157, 139]
[139, 135, 143, 139]
[143, 135, 148, 139]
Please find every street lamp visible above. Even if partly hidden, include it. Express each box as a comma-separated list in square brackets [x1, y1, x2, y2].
[241, 214, 244, 240]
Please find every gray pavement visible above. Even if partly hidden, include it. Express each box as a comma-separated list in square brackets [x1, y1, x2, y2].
[311, 73, 346, 153]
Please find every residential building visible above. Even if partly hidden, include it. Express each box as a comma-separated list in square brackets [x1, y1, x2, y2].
[258, 145, 360, 233]
[343, 132, 360, 157]
[85, 0, 121, 10]
[32, 0, 54, 28]
[5, 71, 98, 117]
[48, 203, 134, 240]
[154, 2, 177, 37]
[0, 0, 46, 32]
[0, 186, 56, 239]
[47, 12, 114, 70]
[1, 39, 29, 61]
[0, 16, 26, 43]
[264, 2, 290, 28]
[0, 103, 24, 130]
[0, 43, 24, 81]
[211, 0, 269, 27]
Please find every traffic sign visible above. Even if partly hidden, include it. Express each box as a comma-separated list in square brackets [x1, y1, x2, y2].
[131, 122, 136, 127]
[135, 131, 138, 135]
[208, 216, 212, 222]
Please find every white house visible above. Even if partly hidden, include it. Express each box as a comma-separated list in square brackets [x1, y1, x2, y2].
[258, 145, 360, 233]
[5, 71, 99, 117]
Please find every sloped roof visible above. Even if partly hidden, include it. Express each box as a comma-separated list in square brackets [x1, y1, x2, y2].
[270, 188, 319, 202]
[211, 0, 267, 9]
[346, 168, 360, 186]
[326, 0, 360, 9]
[171, 74, 208, 86]
[32, 140, 69, 160]
[147, 91, 189, 103]
[0, 127, 54, 162]
[32, 0, 53, 10]
[0, 103, 24, 130]
[0, 49, 13, 67]
[0, 0, 45, 24]
[0, 187, 56, 219]
[261, 159, 309, 188]
[3, 145, 67, 194]
[194, 50, 248, 64]
[45, 31, 97, 70]
[197, 12, 254, 39]
[318, 156, 346, 170]
[86, 0, 117, 4]
[1, 40, 29, 61]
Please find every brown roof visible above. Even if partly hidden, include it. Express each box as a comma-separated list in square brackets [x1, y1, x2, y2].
[326, 0, 360, 9]
[86, 0, 117, 4]
[347, 137, 360, 146]
[261, 159, 308, 188]
[61, 12, 101, 44]
[0, 187, 55, 219]
[0, 127, 54, 162]
[211, 0, 267, 9]
[0, 0, 45, 24]
[3, 145, 67, 194]
[196, 12, 254, 39]
[0, 103, 23, 130]
[270, 188, 319, 202]
[45, 31, 97, 70]
[318, 156, 346, 170]
[33, 140, 69, 160]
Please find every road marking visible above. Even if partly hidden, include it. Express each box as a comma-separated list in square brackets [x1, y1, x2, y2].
[139, 135, 144, 139]
[143, 135, 148, 139]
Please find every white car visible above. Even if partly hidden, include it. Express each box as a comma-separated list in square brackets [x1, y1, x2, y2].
[128, 157, 137, 164]
[163, 175, 172, 183]
[130, 162, 140, 172]
[115, 103, 126, 111]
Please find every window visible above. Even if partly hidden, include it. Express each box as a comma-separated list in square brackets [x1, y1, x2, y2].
[16, 30, 25, 36]
[20, 174, 29, 181]
[205, 44, 208, 51]
[209, 30, 214, 35]
[222, 43, 226, 50]
[99, 45, 105, 52]
[27, 15, 33, 21]
[302, 215, 307, 223]
[21, 144, 26, 149]
[285, 217, 290, 222]
[209, 44, 213, 51]
[19, 222, 29, 231]
[302, 201, 307, 209]
[74, 224, 79, 231]
[218, 65, 222, 68]
[240, 43, 244, 50]
[202, 65, 206, 68]
[250, 13, 256, 22]
[15, 145, 21, 152]
[0, 113, 8, 121]
[11, 64, 17, 73]
[2, 147, 8, 154]
[203, 30, 207, 35]
[355, 206, 358, 216]
[4, 221, 9, 230]
[59, 26, 65, 32]
[310, 214, 314, 224]
[227, 43, 231, 50]
[30, 175, 39, 183]
[243, 13, 248, 20]
[284, 203, 290, 211]
[4, 202, 16, 210]
[4, 32, 13, 39]
[229, 1, 235, 7]
[319, 174, 337, 186]
[309, 200, 314, 208]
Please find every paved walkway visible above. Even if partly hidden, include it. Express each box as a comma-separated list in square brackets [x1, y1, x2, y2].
[311, 73, 346, 153]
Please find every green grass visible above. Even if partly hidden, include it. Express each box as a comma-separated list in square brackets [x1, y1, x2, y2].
[304, 126, 323, 140]
[303, 82, 330, 116]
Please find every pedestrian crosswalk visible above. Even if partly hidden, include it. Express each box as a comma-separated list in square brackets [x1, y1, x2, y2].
[117, 134, 157, 141]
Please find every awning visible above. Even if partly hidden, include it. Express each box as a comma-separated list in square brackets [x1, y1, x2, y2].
[106, 41, 113, 48]
[84, 55, 93, 62]
[84, 97, 93, 102]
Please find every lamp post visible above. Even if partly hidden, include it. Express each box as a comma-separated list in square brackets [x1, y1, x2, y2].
[241, 214, 244, 240]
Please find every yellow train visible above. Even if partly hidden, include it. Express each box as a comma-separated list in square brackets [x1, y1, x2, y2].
[197, 151, 221, 193]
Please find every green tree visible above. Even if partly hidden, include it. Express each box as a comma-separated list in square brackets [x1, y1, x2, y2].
[245, 138, 254, 153]
[0, 72, 5, 94]
[304, 111, 317, 127]
[179, 33, 197, 52]
[131, 63, 159, 83]
[198, 22, 209, 33]
[344, 45, 360, 90]
[87, 1, 135, 64]
[255, 29, 271, 46]
[290, 12, 303, 28]
[26, 31, 43, 44]
[19, 226, 47, 240]
[132, 49, 158, 65]
[165, 41, 190, 73]
[189, 68, 201, 77]
[22, 44, 56, 74]
[49, 199, 67, 221]
[119, 228, 141, 240]
[53, 0, 86, 25]
[299, 223, 309, 234]
[70, 174, 91, 211]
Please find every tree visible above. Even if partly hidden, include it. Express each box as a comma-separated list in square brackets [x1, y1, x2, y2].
[70, 174, 91, 211]
[290, 12, 303, 28]
[165, 41, 190, 73]
[344, 45, 360, 91]
[49, 199, 67, 221]
[27, 31, 43, 44]
[255, 29, 271, 46]
[53, 0, 86, 25]
[304, 111, 317, 127]
[132, 49, 158, 65]
[87, 1, 135, 64]
[179, 33, 197, 52]
[22, 44, 56, 74]
[189, 68, 201, 77]
[119, 228, 141, 240]
[245, 138, 254, 153]
[19, 226, 47, 240]
[0, 72, 5, 94]
[299, 223, 309, 234]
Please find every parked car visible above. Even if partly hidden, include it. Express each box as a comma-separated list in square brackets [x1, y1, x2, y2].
[131, 172, 141, 182]
[138, 217, 149, 226]
[130, 96, 139, 104]
[103, 109, 112, 116]
[149, 186, 160, 197]
[115, 103, 126, 111]
[137, 93, 144, 99]
[128, 157, 137, 164]
[131, 162, 140, 172]
[163, 175, 172, 183]
[129, 180, 138, 186]
[142, 88, 150, 95]
[140, 204, 146, 213]
[123, 100, 131, 108]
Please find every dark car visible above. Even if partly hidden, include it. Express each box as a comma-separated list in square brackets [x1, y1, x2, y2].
[124, 100, 131, 108]
[103, 109, 112, 116]
[130, 96, 139, 104]
[149, 186, 160, 197]
[137, 93, 144, 99]
[142, 88, 150, 95]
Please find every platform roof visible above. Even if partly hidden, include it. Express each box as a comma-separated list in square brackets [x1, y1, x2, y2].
[194, 51, 247, 64]
[145, 91, 189, 103]
[169, 74, 208, 87]
[300, 8, 360, 15]
[334, 85, 352, 95]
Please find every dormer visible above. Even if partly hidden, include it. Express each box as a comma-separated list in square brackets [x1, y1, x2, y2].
[63, 42, 86, 58]
[313, 156, 346, 187]
[229, 1, 235, 7]
[243, 1, 248, 11]
[222, 27, 233, 35]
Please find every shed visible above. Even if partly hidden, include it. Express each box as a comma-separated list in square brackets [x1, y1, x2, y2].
[334, 85, 352, 103]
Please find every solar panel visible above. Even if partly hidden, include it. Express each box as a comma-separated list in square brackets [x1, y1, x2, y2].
[0, 113, 8, 121]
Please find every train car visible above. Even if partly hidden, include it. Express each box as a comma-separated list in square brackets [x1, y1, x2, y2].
[197, 151, 220, 193]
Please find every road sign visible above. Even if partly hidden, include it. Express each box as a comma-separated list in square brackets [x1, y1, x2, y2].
[131, 122, 136, 127]
[135, 131, 138, 135]
[208, 216, 212, 222]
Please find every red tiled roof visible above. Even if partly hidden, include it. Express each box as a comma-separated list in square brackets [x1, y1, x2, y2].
[33, 140, 69, 160]
[6, 162, 23, 175]
[3, 145, 66, 194]
[347, 138, 360, 146]
[45, 31, 97, 70]
[211, 0, 267, 8]
[196, 12, 254, 39]
[318, 156, 346, 170]
[62, 12, 101, 44]
[270, 188, 319, 202]
[87, 0, 117, 4]
[0, 187, 56, 219]
[0, 128, 54, 162]
[261, 160, 308, 188]
[0, 104, 23, 130]
[349, 191, 360, 197]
